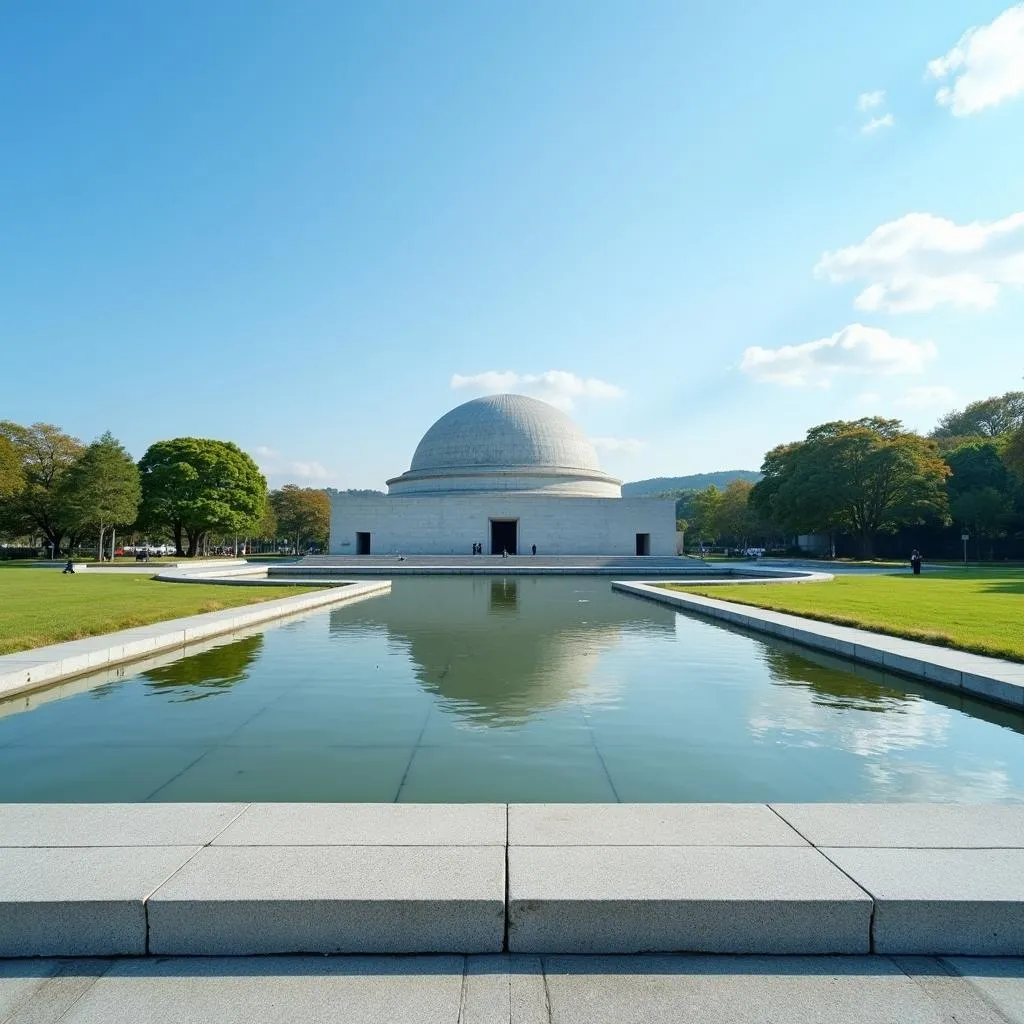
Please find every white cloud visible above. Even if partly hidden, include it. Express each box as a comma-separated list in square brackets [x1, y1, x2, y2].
[861, 113, 895, 134]
[288, 461, 330, 481]
[590, 437, 648, 455]
[252, 447, 332, 486]
[740, 324, 936, 387]
[894, 385, 956, 409]
[857, 89, 886, 111]
[928, 3, 1024, 116]
[450, 370, 624, 411]
[857, 391, 882, 405]
[815, 210, 1024, 312]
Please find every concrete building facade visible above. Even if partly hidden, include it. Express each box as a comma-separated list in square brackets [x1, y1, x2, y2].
[329, 394, 676, 556]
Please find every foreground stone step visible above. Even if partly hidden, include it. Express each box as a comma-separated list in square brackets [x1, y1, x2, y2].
[0, 846, 200, 956]
[507, 845, 872, 954]
[826, 847, 1024, 955]
[147, 845, 506, 954]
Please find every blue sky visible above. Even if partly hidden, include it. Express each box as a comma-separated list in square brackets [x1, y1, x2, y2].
[2, 1, 1023, 488]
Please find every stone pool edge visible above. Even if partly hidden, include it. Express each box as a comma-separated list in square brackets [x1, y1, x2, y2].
[1, 802, 1023, 957]
[0, 580, 391, 701]
[612, 580, 1024, 710]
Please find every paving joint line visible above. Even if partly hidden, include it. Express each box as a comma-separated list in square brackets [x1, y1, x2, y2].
[503, 804, 511, 954]
[49, 958, 117, 1024]
[141, 845, 208, 955]
[766, 803, 879, 952]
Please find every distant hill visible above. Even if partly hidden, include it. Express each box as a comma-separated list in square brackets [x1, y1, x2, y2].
[622, 470, 761, 497]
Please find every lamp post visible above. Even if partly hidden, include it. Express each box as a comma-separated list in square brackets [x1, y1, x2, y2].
[961, 530, 970, 567]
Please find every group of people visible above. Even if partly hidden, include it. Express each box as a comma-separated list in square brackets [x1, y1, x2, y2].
[470, 543, 539, 556]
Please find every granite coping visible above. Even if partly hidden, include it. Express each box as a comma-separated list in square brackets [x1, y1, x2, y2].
[825, 847, 1024, 955]
[0, 580, 391, 701]
[507, 845, 872, 954]
[0, 803, 247, 847]
[1, 803, 1024, 957]
[147, 845, 506, 954]
[614, 581, 1024, 710]
[211, 802, 506, 846]
[0, 846, 201, 956]
[509, 803, 807, 846]
[772, 803, 1024, 848]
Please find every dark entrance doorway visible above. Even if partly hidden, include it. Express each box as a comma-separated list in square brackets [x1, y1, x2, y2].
[490, 519, 517, 555]
[635, 533, 651, 556]
[356, 532, 371, 555]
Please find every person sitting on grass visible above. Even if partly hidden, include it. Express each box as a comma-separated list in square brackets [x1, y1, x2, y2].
[62, 558, 75, 574]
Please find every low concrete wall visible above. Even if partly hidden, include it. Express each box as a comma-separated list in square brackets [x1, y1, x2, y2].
[614, 581, 1024, 710]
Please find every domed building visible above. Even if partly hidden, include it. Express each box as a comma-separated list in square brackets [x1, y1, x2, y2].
[329, 394, 675, 556]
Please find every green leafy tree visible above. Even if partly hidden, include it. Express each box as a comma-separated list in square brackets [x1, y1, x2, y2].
[946, 441, 1009, 495]
[951, 487, 1014, 560]
[0, 435, 23, 505]
[714, 479, 758, 547]
[753, 418, 949, 558]
[932, 391, 1024, 440]
[1006, 425, 1024, 482]
[690, 486, 724, 546]
[270, 485, 330, 554]
[61, 432, 142, 560]
[0, 421, 86, 554]
[138, 438, 267, 557]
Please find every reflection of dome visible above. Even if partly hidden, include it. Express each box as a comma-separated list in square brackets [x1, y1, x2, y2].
[329, 576, 675, 725]
[386, 394, 622, 497]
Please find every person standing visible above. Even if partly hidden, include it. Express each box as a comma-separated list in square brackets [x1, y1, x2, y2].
[910, 549, 922, 575]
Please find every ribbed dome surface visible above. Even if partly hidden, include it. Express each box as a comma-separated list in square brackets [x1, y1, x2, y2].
[409, 395, 601, 473]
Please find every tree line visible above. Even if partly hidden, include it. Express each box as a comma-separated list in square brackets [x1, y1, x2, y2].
[679, 389, 1024, 560]
[0, 423, 330, 558]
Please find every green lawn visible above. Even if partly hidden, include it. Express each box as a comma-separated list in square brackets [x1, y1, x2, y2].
[666, 569, 1024, 662]
[0, 569, 317, 655]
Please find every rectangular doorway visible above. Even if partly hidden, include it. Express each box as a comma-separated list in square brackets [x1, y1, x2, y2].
[356, 532, 371, 555]
[490, 519, 518, 555]
[635, 533, 651, 556]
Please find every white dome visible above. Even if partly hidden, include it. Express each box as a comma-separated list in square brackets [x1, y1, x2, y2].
[387, 394, 621, 497]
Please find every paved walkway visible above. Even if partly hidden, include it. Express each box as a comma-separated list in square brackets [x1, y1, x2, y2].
[1, 954, 1022, 1023]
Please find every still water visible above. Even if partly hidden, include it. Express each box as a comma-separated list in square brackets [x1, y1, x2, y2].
[1, 576, 1022, 802]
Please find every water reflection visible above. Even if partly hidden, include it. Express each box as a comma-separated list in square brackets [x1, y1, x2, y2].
[760, 647, 909, 711]
[329, 576, 676, 725]
[489, 579, 518, 613]
[140, 634, 263, 701]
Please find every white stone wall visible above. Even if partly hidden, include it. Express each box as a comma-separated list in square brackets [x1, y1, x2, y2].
[329, 493, 677, 556]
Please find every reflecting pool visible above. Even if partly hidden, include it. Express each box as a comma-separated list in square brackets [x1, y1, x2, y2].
[0, 576, 1022, 802]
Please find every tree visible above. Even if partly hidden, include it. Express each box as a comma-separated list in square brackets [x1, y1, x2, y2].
[269, 485, 330, 554]
[946, 441, 1009, 496]
[1006, 425, 1024, 482]
[933, 391, 1024, 440]
[0, 421, 86, 554]
[752, 418, 949, 558]
[690, 486, 723, 546]
[61, 432, 142, 560]
[138, 438, 267, 557]
[714, 479, 757, 547]
[0, 435, 22, 501]
[950, 487, 1013, 560]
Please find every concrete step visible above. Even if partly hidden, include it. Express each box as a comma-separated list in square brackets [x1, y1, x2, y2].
[1, 803, 1023, 957]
